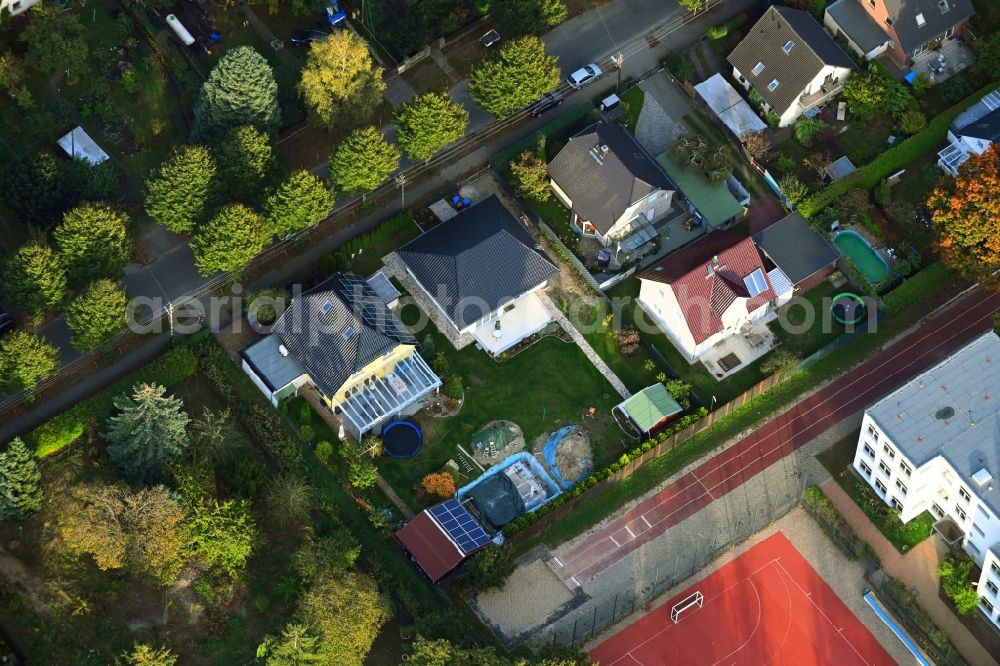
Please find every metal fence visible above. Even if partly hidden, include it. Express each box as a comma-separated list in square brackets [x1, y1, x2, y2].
[544, 462, 810, 647]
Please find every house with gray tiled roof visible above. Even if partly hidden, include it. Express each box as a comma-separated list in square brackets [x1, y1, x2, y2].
[728, 5, 856, 127]
[240, 273, 440, 439]
[825, 0, 974, 67]
[392, 195, 560, 356]
[547, 122, 675, 248]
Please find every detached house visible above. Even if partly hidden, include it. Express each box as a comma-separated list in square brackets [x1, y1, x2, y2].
[0, 0, 39, 19]
[241, 273, 441, 439]
[937, 87, 1000, 176]
[825, 0, 974, 66]
[728, 6, 856, 127]
[637, 232, 778, 379]
[548, 122, 675, 247]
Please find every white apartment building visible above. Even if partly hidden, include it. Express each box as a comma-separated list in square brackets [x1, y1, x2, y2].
[853, 331, 1000, 628]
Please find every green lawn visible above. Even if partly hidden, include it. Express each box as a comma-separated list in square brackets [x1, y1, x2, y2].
[381, 307, 623, 509]
[620, 85, 645, 134]
[582, 326, 659, 394]
[840, 116, 894, 166]
[769, 281, 847, 358]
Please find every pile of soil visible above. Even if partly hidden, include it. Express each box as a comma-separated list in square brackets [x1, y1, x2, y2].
[533, 427, 593, 486]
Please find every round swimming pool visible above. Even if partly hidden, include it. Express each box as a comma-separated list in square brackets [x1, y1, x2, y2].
[831, 292, 867, 325]
[381, 420, 423, 458]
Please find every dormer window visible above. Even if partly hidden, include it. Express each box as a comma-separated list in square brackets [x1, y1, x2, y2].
[885, 17, 893, 26]
[868, 0, 874, 7]
[768, 79, 780, 91]
[939, 0, 950, 13]
[916, 13, 926, 27]
[752, 61, 765, 76]
[783, 40, 794, 54]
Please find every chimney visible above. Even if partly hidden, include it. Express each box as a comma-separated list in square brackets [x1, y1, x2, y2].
[600, 144, 609, 156]
[712, 255, 721, 270]
[278, 344, 289, 357]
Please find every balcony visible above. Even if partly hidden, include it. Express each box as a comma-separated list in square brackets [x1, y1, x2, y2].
[799, 85, 842, 110]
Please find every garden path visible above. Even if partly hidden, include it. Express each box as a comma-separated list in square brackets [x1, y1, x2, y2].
[821, 479, 997, 666]
[539, 292, 630, 400]
[238, 5, 295, 65]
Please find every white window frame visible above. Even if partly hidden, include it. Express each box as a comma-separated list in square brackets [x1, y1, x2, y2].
[899, 461, 911, 477]
[783, 40, 794, 54]
[767, 79, 780, 92]
[895, 479, 908, 496]
[752, 62, 765, 76]
[879, 460, 892, 476]
[959, 487, 971, 503]
[875, 479, 888, 495]
[882, 443, 895, 459]
[863, 443, 875, 458]
[860, 461, 872, 477]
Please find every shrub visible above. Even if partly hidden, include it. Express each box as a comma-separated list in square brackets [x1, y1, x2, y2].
[460, 544, 515, 591]
[616, 327, 641, 355]
[663, 53, 693, 82]
[897, 109, 926, 135]
[794, 117, 828, 146]
[298, 425, 315, 443]
[421, 472, 456, 499]
[705, 24, 727, 40]
[315, 440, 334, 464]
[431, 352, 453, 380]
[938, 549, 979, 615]
[443, 375, 464, 401]
[349, 459, 377, 489]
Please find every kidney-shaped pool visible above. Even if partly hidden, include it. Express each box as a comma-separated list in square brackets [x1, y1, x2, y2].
[834, 230, 888, 283]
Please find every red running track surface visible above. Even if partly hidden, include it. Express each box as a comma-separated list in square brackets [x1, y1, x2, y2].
[552, 288, 1000, 588]
[589, 532, 895, 666]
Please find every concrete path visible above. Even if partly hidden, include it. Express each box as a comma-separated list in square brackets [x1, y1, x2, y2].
[546, 287, 1000, 588]
[822, 479, 998, 666]
[539, 292, 630, 400]
[376, 475, 415, 520]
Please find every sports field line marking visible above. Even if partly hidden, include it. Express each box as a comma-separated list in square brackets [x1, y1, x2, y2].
[610, 535, 621, 547]
[697, 477, 715, 500]
[759, 561, 794, 666]
[774, 559, 873, 665]
[625, 525, 636, 538]
[641, 515, 652, 528]
[555, 293, 1000, 573]
[570, 576, 580, 588]
[552, 556, 563, 567]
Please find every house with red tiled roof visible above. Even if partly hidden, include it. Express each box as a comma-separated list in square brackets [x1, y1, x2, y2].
[637, 231, 788, 380]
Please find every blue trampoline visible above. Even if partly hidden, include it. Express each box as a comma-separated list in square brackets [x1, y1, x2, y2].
[382, 420, 423, 458]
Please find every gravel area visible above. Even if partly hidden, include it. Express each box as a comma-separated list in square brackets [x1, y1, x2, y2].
[471, 557, 576, 644]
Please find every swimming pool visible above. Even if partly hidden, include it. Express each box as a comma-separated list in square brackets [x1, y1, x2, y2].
[834, 231, 889, 283]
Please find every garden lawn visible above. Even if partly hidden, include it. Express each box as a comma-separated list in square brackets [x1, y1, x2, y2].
[620, 85, 645, 134]
[840, 115, 893, 166]
[769, 281, 846, 358]
[381, 309, 622, 509]
[582, 326, 659, 394]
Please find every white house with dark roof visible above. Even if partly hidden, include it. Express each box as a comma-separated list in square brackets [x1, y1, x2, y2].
[937, 87, 1000, 176]
[547, 122, 675, 247]
[0, 0, 39, 19]
[240, 273, 440, 439]
[825, 0, 974, 67]
[853, 332, 1000, 629]
[390, 195, 560, 356]
[728, 5, 856, 127]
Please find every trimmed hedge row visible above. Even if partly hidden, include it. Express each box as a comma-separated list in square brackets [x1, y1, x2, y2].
[883, 262, 962, 315]
[504, 407, 709, 534]
[27, 345, 198, 458]
[798, 81, 1000, 218]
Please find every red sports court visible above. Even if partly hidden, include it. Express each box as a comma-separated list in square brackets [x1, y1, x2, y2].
[589, 532, 894, 665]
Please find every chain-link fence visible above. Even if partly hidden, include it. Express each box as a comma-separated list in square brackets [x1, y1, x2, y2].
[543, 455, 811, 648]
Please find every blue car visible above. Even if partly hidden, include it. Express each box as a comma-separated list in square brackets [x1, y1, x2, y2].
[325, 0, 346, 27]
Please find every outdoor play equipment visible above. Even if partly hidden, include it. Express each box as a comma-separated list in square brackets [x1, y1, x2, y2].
[830, 292, 867, 325]
[381, 420, 422, 458]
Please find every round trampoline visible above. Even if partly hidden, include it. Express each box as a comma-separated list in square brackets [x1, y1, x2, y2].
[381, 420, 423, 458]
[831, 292, 867, 325]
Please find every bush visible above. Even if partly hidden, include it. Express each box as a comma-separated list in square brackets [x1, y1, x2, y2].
[299, 425, 315, 443]
[27, 346, 197, 458]
[882, 263, 955, 315]
[315, 440, 334, 464]
[705, 24, 727, 40]
[794, 117, 828, 146]
[460, 544, 515, 591]
[431, 352, 453, 380]
[938, 549, 979, 615]
[443, 375, 464, 401]
[663, 53, 693, 83]
[421, 472, 456, 499]
[349, 459, 377, 489]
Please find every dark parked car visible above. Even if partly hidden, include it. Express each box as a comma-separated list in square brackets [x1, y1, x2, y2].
[290, 29, 330, 46]
[531, 91, 564, 117]
[0, 308, 14, 338]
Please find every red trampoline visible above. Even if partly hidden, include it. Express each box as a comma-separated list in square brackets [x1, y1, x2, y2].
[589, 532, 894, 666]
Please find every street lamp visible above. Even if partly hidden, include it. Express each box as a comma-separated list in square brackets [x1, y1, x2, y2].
[395, 173, 406, 210]
[612, 51, 624, 92]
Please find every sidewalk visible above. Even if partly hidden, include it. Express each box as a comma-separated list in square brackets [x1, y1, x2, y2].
[821, 479, 999, 666]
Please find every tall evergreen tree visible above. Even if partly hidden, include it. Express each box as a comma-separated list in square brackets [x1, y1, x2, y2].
[469, 37, 560, 117]
[1, 242, 66, 317]
[54, 203, 131, 287]
[65, 279, 129, 353]
[193, 46, 280, 138]
[104, 383, 191, 483]
[394, 92, 469, 161]
[144, 146, 218, 234]
[264, 171, 334, 238]
[490, 0, 568, 37]
[191, 204, 268, 276]
[0, 332, 59, 395]
[212, 125, 277, 205]
[328, 127, 399, 194]
[0, 437, 43, 521]
[2, 152, 67, 227]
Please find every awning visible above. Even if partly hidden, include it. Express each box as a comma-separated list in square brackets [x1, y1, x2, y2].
[57, 126, 110, 165]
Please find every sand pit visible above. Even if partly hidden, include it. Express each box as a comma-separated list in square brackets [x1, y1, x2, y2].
[471, 420, 525, 465]
[472, 557, 574, 640]
[533, 427, 592, 486]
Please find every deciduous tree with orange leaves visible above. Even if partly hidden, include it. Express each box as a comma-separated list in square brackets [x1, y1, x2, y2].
[928, 144, 1000, 288]
[421, 472, 456, 499]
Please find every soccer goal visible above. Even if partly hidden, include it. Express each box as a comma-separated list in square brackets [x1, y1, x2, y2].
[670, 591, 704, 623]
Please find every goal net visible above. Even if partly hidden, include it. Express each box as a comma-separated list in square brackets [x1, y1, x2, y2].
[670, 591, 704, 623]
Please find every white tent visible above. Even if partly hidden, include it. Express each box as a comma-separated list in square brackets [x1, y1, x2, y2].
[57, 126, 110, 165]
[694, 74, 767, 138]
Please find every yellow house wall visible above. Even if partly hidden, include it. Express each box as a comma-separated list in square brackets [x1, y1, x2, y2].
[320, 344, 416, 408]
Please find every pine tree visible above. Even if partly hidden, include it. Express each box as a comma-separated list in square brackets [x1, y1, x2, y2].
[328, 127, 399, 194]
[54, 203, 131, 287]
[264, 170, 334, 238]
[65, 279, 129, 353]
[212, 124, 277, 206]
[145, 146, 218, 234]
[191, 204, 268, 276]
[193, 46, 280, 138]
[469, 37, 561, 117]
[394, 92, 469, 160]
[0, 437, 43, 521]
[1, 241, 66, 317]
[2, 152, 68, 227]
[104, 383, 191, 483]
[490, 0, 568, 37]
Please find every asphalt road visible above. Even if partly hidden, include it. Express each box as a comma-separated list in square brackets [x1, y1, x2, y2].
[549, 287, 1000, 588]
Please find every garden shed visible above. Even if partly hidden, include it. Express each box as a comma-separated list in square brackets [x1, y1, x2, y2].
[57, 126, 110, 165]
[613, 384, 683, 438]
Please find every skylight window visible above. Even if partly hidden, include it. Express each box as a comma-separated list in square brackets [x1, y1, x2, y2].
[783, 40, 794, 54]
[743, 269, 768, 297]
[916, 12, 926, 27]
[321, 300, 334, 315]
[752, 61, 765, 76]
[343, 325, 355, 339]
[939, 0, 950, 13]
[768, 79, 780, 92]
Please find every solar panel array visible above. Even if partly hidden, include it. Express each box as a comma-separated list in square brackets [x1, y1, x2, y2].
[429, 499, 491, 555]
[743, 268, 768, 297]
[333, 274, 414, 342]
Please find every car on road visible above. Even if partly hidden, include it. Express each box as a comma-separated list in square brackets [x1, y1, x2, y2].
[531, 91, 564, 117]
[566, 64, 602, 89]
[0, 307, 14, 338]
[290, 29, 330, 46]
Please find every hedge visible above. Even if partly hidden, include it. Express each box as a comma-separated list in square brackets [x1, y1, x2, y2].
[798, 80, 1000, 217]
[26, 345, 198, 458]
[883, 262, 962, 315]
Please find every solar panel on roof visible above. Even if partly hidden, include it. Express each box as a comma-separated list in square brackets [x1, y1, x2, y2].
[429, 499, 491, 554]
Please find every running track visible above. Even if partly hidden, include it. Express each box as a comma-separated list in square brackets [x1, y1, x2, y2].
[550, 287, 1000, 588]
